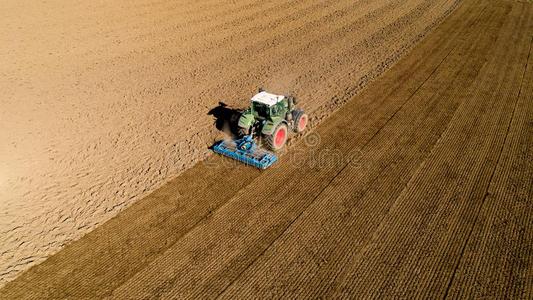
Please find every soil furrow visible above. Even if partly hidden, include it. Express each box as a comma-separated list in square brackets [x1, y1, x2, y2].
[325, 2, 531, 297]
[445, 25, 533, 299]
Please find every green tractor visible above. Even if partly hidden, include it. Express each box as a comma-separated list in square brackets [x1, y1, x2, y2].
[237, 89, 308, 151]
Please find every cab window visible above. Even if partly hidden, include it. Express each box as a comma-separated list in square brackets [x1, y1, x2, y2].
[253, 102, 269, 117]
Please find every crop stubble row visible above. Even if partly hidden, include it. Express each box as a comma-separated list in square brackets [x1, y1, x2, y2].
[446, 8, 533, 299]
[327, 3, 533, 299]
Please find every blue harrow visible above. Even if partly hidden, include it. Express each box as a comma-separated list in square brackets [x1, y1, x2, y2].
[212, 135, 277, 169]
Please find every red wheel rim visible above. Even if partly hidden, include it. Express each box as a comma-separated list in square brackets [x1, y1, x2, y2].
[275, 126, 286, 147]
[298, 115, 308, 131]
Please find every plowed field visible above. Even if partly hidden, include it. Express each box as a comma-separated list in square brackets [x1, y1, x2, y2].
[0, 0, 460, 286]
[2, 0, 531, 298]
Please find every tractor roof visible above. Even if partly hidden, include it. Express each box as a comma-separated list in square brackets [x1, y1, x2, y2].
[251, 91, 284, 106]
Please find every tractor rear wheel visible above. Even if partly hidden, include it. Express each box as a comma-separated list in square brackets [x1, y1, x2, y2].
[265, 123, 288, 151]
[292, 110, 308, 133]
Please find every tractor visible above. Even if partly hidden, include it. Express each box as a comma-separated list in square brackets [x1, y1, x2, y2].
[237, 89, 308, 151]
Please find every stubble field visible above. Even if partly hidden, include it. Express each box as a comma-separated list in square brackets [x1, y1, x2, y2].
[1, 0, 531, 298]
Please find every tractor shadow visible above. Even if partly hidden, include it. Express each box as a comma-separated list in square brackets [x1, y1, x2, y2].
[208, 102, 243, 137]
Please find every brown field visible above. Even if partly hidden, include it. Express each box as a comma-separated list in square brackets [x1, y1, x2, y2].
[1, 0, 531, 298]
[0, 0, 461, 286]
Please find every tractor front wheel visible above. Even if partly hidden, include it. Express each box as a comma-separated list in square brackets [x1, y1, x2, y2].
[265, 123, 288, 151]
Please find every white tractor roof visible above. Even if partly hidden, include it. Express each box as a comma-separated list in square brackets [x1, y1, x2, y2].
[251, 91, 284, 106]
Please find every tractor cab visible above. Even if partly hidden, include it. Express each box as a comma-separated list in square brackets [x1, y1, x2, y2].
[250, 91, 287, 120]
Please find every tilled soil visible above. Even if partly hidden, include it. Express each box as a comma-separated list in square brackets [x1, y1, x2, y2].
[0, 0, 461, 286]
[1, 0, 531, 298]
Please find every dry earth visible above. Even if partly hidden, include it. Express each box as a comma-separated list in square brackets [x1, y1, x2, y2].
[1, 0, 531, 298]
[0, 0, 461, 286]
